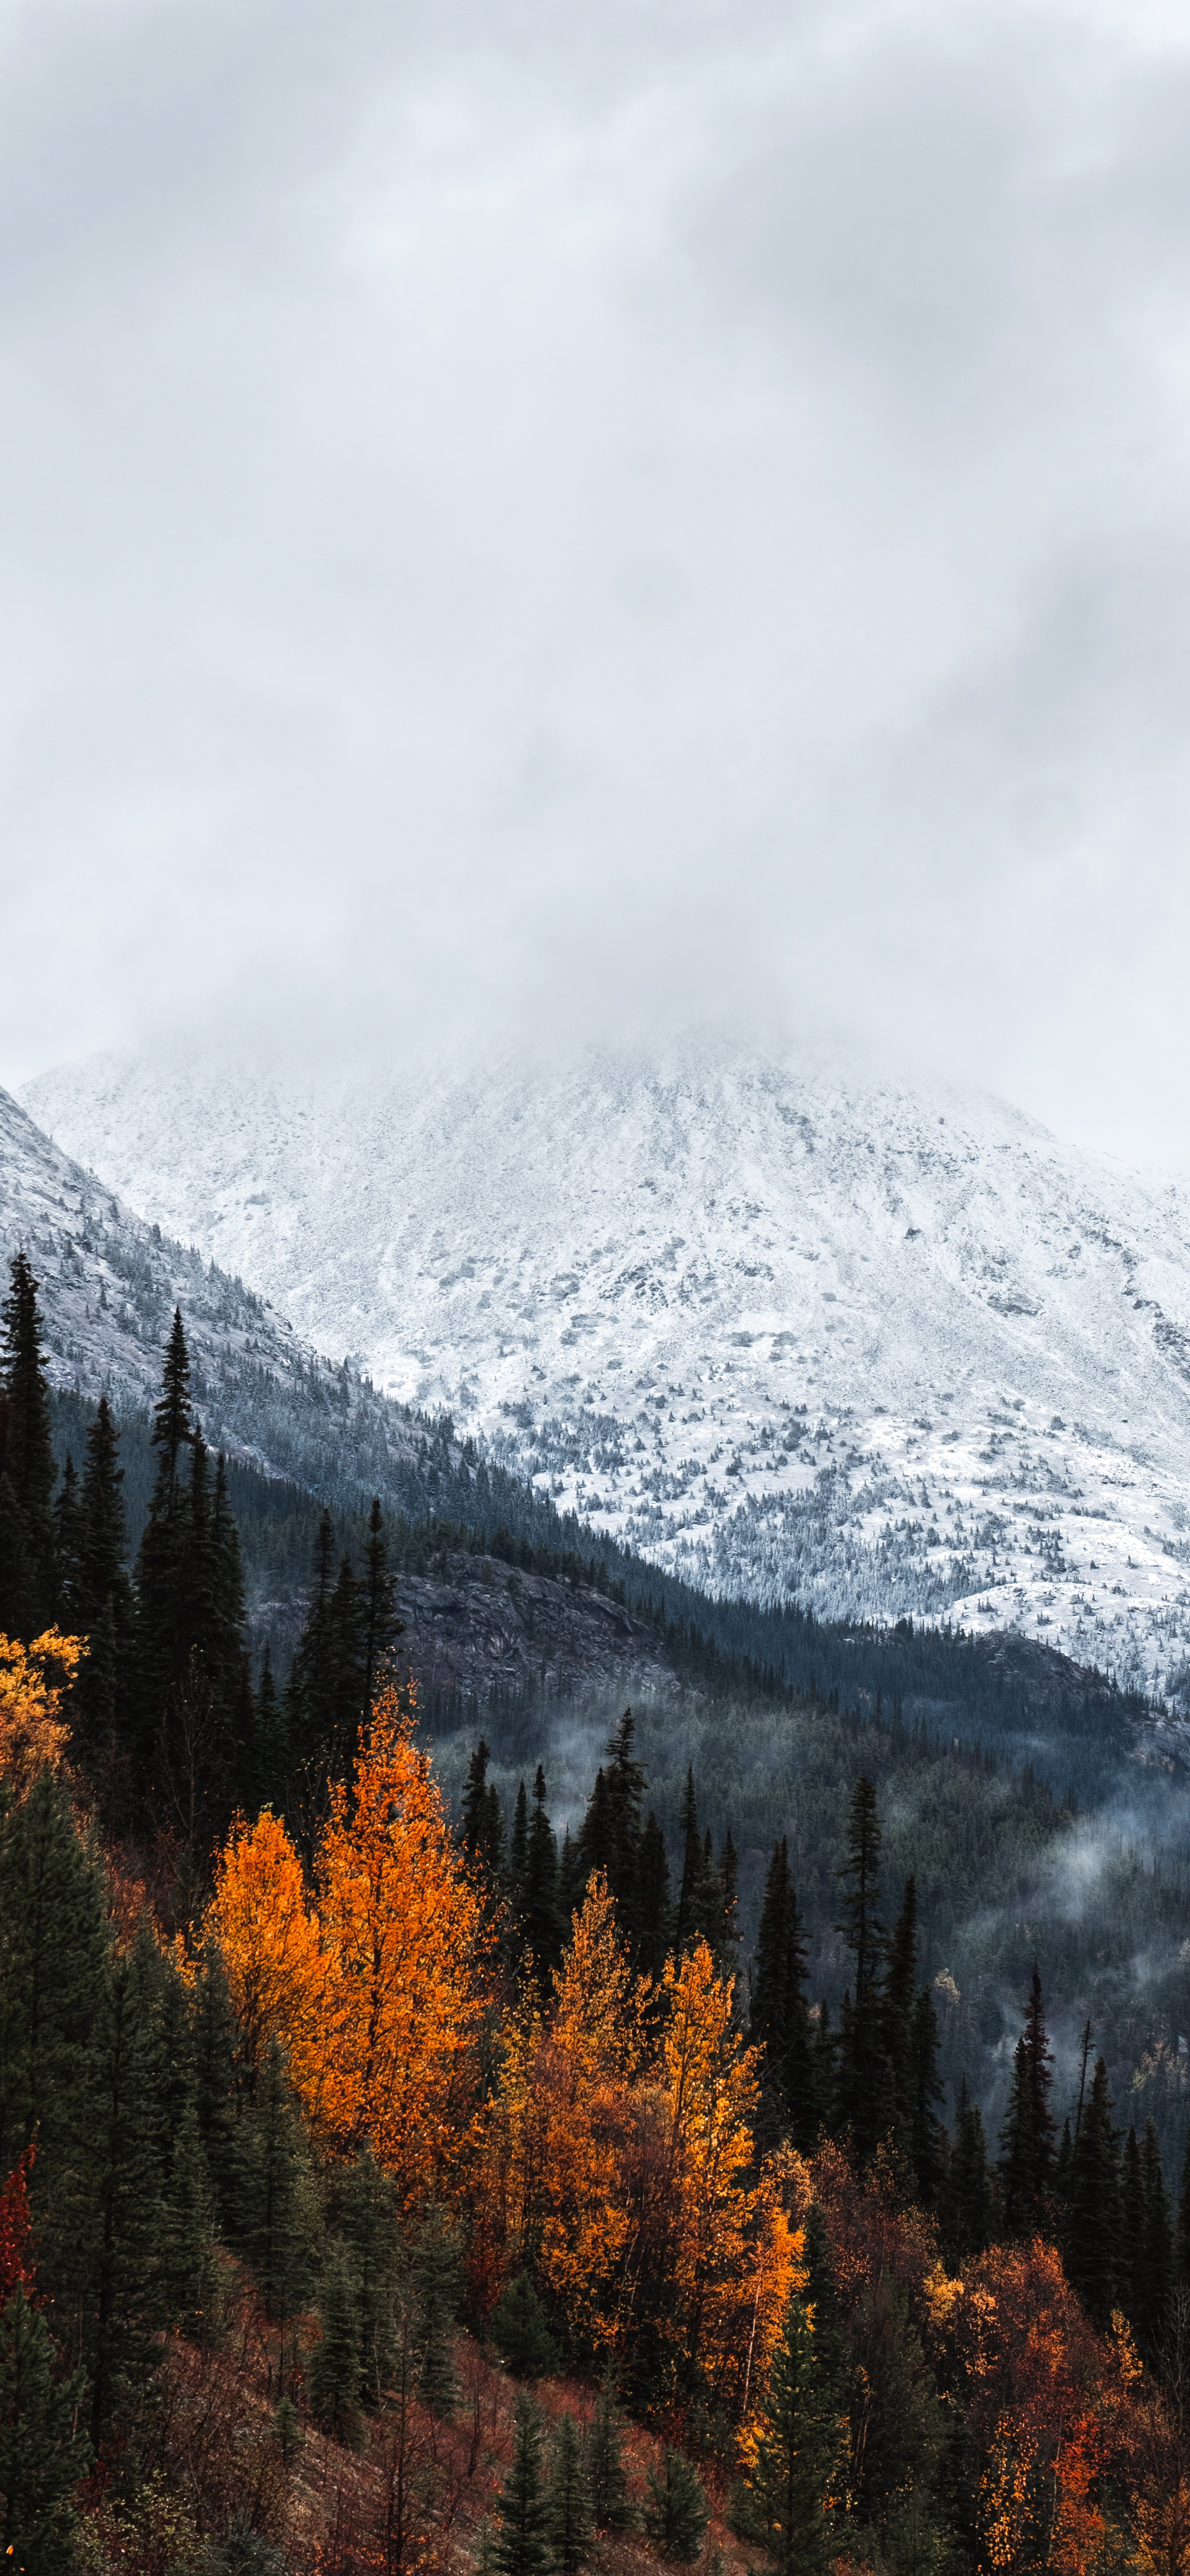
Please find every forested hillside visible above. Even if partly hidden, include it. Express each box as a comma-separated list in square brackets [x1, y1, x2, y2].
[5, 1248, 1190, 2570]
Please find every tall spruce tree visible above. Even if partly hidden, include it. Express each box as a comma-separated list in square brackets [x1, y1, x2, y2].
[998, 1965, 1057, 2234]
[835, 1774, 886, 2159]
[495, 2393, 552, 2576]
[546, 2414, 593, 2576]
[1064, 2056, 1120, 2329]
[753, 1838, 815, 2150]
[943, 2075, 993, 2263]
[637, 1810, 673, 1982]
[0, 2287, 91, 2573]
[0, 1251, 58, 1639]
[361, 1496, 401, 1718]
[735, 2287, 842, 2576]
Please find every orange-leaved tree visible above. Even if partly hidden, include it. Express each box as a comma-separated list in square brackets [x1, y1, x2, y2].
[472, 1870, 650, 2355]
[314, 1681, 489, 2207]
[659, 1938, 802, 2427]
[202, 1805, 326, 2090]
[0, 1629, 83, 1801]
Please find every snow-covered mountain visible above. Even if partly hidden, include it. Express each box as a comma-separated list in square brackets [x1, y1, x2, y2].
[24, 1039, 1190, 1701]
[0, 1081, 439, 1511]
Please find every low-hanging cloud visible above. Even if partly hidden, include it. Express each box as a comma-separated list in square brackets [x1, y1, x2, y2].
[3, 0, 1190, 1163]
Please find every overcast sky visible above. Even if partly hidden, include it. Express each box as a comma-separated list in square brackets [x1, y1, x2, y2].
[2, 0, 1190, 1165]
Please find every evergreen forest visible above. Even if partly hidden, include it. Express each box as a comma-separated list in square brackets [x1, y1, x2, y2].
[4, 1250, 1190, 2576]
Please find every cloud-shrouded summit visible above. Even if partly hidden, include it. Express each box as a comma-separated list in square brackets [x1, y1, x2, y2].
[26, 1033, 1190, 1704]
[4, 0, 1190, 1165]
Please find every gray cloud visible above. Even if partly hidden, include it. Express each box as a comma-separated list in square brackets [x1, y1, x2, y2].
[3, 0, 1190, 1164]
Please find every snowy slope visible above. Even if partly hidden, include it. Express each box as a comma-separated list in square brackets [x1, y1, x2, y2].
[25, 1039, 1190, 1700]
[0, 1082, 433, 1506]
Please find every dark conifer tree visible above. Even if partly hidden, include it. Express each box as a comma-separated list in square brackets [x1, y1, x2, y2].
[636, 1810, 672, 1982]
[522, 1765, 563, 1990]
[308, 2248, 365, 2449]
[52, 1454, 83, 1625]
[752, 1838, 815, 2150]
[1064, 2056, 1120, 2330]
[412, 2203, 461, 2416]
[673, 1768, 707, 1958]
[835, 1774, 886, 2159]
[71, 1396, 134, 1790]
[79, 1944, 167, 2448]
[0, 1251, 58, 1638]
[880, 1876, 919, 2152]
[1138, 2118, 1172, 2367]
[0, 1767, 109, 2218]
[161, 2100, 224, 2348]
[943, 2075, 993, 2263]
[546, 2414, 593, 2576]
[1175, 2123, 1190, 2292]
[735, 2287, 841, 2576]
[361, 1495, 401, 1717]
[910, 1984, 946, 2210]
[191, 1944, 243, 2227]
[1120, 2126, 1144, 2333]
[461, 1738, 506, 1913]
[242, 2039, 310, 2325]
[496, 2392, 552, 2576]
[0, 2287, 91, 2573]
[584, 2375, 635, 2530]
[342, 2143, 400, 2408]
[254, 1642, 285, 1807]
[998, 1964, 1056, 2234]
[644, 2449, 708, 2564]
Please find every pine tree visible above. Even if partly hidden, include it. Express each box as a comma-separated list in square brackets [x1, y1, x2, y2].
[835, 1774, 886, 2159]
[673, 1768, 711, 1957]
[461, 1737, 506, 1910]
[909, 1985, 945, 2210]
[577, 1710, 647, 1952]
[243, 2039, 310, 2325]
[735, 2288, 842, 2576]
[636, 1810, 672, 1982]
[0, 1768, 110, 2356]
[79, 1942, 167, 2447]
[343, 2144, 400, 2408]
[307, 2246, 365, 2450]
[492, 2272, 559, 2379]
[412, 2203, 460, 2415]
[1064, 2056, 1120, 2330]
[998, 1964, 1056, 2233]
[584, 2374, 636, 2530]
[943, 2075, 993, 2263]
[253, 1642, 286, 1810]
[52, 1453, 83, 1626]
[0, 2287, 91, 2573]
[0, 1251, 58, 1639]
[361, 1496, 401, 1718]
[546, 2413, 593, 2576]
[161, 2099, 225, 2348]
[522, 1765, 563, 1990]
[753, 1838, 815, 2150]
[495, 2392, 552, 2576]
[191, 1942, 243, 2230]
[1138, 2118, 1172, 2367]
[880, 1877, 919, 2155]
[644, 2449, 708, 2564]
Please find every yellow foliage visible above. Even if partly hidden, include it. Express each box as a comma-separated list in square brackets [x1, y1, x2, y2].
[0, 1629, 84, 1800]
[660, 1940, 801, 2426]
[313, 1684, 488, 2206]
[203, 1807, 327, 2086]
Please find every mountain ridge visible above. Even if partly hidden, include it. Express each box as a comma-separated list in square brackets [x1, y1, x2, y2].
[24, 1037, 1190, 1702]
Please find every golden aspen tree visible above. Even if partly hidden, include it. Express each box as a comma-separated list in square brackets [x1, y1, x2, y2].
[202, 1806, 326, 2089]
[659, 1939, 801, 2416]
[0, 1630, 82, 1801]
[314, 1683, 488, 2207]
